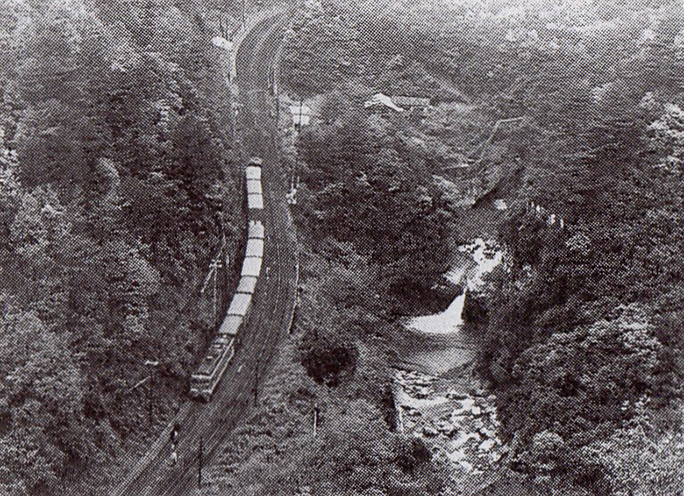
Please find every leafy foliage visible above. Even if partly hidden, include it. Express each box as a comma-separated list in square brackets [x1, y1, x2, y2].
[300, 330, 358, 387]
[285, 1, 684, 492]
[297, 108, 454, 312]
[0, 0, 240, 493]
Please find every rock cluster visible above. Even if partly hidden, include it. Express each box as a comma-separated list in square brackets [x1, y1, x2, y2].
[459, 238, 499, 259]
[396, 369, 435, 399]
[394, 369, 507, 475]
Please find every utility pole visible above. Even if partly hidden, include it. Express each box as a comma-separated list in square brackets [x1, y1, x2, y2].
[298, 98, 303, 130]
[198, 437, 203, 488]
[213, 258, 218, 323]
[313, 403, 319, 437]
[147, 381, 153, 427]
[201, 258, 223, 324]
[253, 356, 261, 406]
[138, 360, 159, 428]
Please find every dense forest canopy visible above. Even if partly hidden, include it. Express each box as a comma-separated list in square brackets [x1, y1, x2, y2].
[0, 0, 681, 494]
[0, 0, 245, 493]
[279, 0, 683, 494]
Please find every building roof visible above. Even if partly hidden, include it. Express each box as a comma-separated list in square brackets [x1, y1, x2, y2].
[289, 105, 312, 126]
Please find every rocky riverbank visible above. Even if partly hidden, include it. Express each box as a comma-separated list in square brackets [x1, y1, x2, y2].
[394, 369, 507, 475]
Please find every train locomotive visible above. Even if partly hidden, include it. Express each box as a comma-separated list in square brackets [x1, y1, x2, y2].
[189, 157, 264, 402]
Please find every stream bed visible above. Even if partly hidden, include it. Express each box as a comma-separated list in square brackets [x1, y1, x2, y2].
[393, 239, 505, 475]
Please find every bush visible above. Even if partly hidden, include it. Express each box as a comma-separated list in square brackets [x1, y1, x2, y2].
[299, 331, 358, 387]
[393, 437, 432, 473]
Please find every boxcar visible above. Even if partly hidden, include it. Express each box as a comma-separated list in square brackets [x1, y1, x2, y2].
[241, 256, 263, 278]
[236, 275, 258, 295]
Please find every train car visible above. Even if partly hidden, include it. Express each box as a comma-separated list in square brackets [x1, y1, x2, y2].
[248, 220, 265, 240]
[247, 192, 264, 210]
[228, 293, 252, 317]
[245, 238, 264, 259]
[219, 315, 243, 339]
[245, 165, 261, 180]
[189, 291, 251, 402]
[189, 339, 234, 401]
[246, 157, 264, 212]
[241, 256, 263, 278]
[246, 178, 263, 196]
[236, 275, 258, 295]
[247, 156, 263, 166]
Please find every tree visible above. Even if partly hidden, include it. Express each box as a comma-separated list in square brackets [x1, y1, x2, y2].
[498, 305, 665, 480]
[582, 402, 684, 496]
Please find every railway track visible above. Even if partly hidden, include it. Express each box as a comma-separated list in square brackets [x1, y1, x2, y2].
[110, 13, 296, 496]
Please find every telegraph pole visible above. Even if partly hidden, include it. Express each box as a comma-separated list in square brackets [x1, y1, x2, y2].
[213, 258, 218, 323]
[147, 382, 153, 427]
[253, 356, 261, 406]
[313, 403, 319, 437]
[201, 258, 223, 324]
[198, 437, 203, 488]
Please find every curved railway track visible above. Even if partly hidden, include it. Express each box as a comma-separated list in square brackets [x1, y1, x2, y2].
[111, 13, 296, 496]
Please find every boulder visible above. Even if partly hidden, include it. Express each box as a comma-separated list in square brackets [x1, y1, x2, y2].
[478, 427, 496, 439]
[404, 407, 421, 417]
[478, 439, 496, 452]
[423, 426, 439, 437]
[446, 390, 469, 400]
[437, 422, 456, 436]
[415, 387, 432, 398]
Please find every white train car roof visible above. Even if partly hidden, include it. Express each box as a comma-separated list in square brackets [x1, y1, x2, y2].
[227, 293, 252, 317]
[248, 221, 264, 239]
[247, 156, 263, 166]
[245, 238, 264, 258]
[246, 179, 262, 195]
[247, 193, 263, 210]
[236, 275, 258, 295]
[241, 256, 263, 278]
[246, 166, 261, 180]
[219, 314, 242, 337]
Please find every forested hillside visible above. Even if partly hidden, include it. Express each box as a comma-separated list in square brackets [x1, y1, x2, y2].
[253, 0, 683, 494]
[0, 0, 244, 493]
[1, 0, 682, 494]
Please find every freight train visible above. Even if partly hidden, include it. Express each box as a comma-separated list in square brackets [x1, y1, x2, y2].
[189, 157, 264, 402]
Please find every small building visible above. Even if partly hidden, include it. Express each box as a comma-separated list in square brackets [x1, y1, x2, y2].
[391, 96, 431, 111]
[363, 93, 404, 112]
